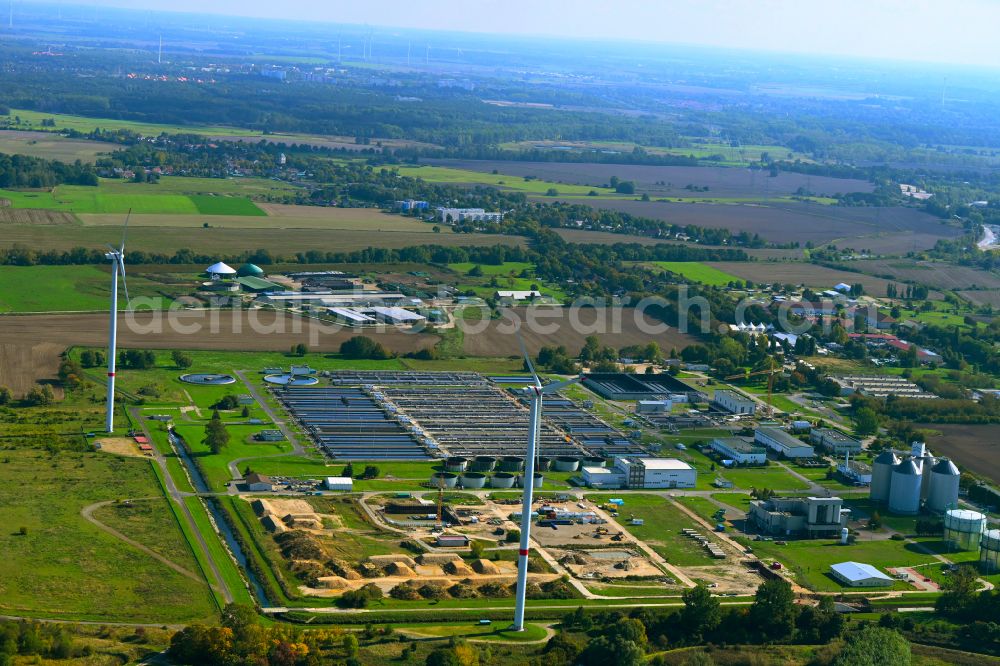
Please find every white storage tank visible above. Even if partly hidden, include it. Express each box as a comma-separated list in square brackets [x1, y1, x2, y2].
[431, 472, 459, 489]
[980, 529, 1000, 573]
[927, 458, 961, 512]
[944, 509, 986, 551]
[490, 472, 517, 488]
[888, 459, 922, 515]
[870, 450, 899, 503]
[460, 472, 487, 489]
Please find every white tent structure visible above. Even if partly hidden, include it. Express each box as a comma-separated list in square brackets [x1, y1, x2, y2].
[205, 261, 237, 279]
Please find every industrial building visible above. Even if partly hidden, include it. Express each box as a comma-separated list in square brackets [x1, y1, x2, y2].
[712, 390, 757, 415]
[583, 372, 703, 402]
[830, 562, 894, 587]
[810, 428, 863, 455]
[368, 306, 427, 325]
[754, 427, 815, 459]
[837, 458, 872, 484]
[244, 473, 274, 492]
[436, 207, 503, 223]
[637, 400, 671, 414]
[581, 456, 696, 489]
[833, 375, 937, 399]
[260, 291, 410, 307]
[494, 290, 542, 301]
[869, 442, 960, 514]
[748, 496, 850, 537]
[710, 437, 767, 465]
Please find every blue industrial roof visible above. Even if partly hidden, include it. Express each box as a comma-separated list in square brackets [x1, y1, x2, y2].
[830, 561, 893, 583]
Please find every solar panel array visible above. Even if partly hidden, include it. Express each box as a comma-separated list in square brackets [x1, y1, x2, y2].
[543, 395, 648, 457]
[276, 386, 431, 460]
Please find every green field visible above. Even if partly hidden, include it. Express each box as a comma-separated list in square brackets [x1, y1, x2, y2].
[4, 108, 260, 137]
[0, 130, 111, 162]
[0, 179, 266, 216]
[395, 165, 626, 198]
[0, 264, 184, 312]
[0, 449, 217, 622]
[650, 261, 742, 287]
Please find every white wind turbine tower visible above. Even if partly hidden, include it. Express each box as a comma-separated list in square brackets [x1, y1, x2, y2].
[104, 211, 132, 433]
[511, 334, 584, 631]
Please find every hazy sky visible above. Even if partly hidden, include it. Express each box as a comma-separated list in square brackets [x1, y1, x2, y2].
[76, 0, 1000, 66]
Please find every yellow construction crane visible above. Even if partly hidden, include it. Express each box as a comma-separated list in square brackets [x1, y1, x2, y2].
[725, 358, 781, 417]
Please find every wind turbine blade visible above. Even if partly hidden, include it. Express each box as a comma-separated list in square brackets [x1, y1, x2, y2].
[540, 375, 583, 395]
[118, 256, 131, 306]
[119, 208, 131, 253]
[515, 328, 540, 388]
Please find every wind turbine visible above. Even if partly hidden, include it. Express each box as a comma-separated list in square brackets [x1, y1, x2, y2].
[511, 334, 583, 631]
[104, 211, 131, 433]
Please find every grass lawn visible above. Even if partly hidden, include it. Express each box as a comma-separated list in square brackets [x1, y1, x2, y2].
[0, 449, 217, 623]
[648, 262, 742, 287]
[680, 448, 810, 492]
[738, 535, 939, 591]
[447, 261, 535, 276]
[173, 422, 293, 491]
[401, 622, 549, 642]
[588, 494, 724, 566]
[677, 496, 727, 523]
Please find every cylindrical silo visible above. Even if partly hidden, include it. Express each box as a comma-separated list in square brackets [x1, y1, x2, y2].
[536, 456, 551, 471]
[888, 459, 921, 515]
[918, 453, 936, 499]
[870, 451, 900, 503]
[490, 472, 516, 488]
[431, 472, 459, 488]
[943, 509, 986, 551]
[471, 456, 496, 472]
[499, 456, 523, 473]
[927, 458, 961, 512]
[553, 456, 580, 472]
[584, 456, 607, 468]
[444, 457, 468, 473]
[980, 529, 1000, 573]
[518, 472, 544, 488]
[460, 472, 487, 489]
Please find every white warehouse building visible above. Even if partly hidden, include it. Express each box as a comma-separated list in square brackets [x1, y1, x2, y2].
[755, 426, 815, 458]
[582, 456, 696, 489]
[711, 437, 768, 465]
[712, 390, 757, 415]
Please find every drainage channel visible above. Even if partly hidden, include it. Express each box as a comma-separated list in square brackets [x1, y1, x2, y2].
[168, 428, 269, 605]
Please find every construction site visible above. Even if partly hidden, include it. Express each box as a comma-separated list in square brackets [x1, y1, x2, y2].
[243, 487, 763, 601]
